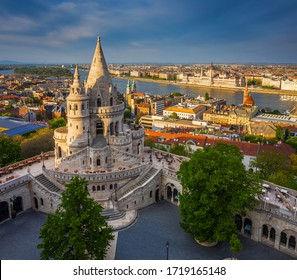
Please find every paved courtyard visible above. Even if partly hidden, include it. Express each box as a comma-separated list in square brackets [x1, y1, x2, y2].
[0, 201, 294, 260]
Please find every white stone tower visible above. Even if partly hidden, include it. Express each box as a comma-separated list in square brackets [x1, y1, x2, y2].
[66, 65, 90, 154]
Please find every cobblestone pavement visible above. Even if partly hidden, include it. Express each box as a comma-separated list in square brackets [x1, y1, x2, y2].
[0, 201, 294, 260]
[116, 201, 294, 260]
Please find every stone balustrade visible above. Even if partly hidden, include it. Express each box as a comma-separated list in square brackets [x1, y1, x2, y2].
[92, 103, 125, 115]
[54, 126, 68, 140]
[109, 134, 132, 145]
[47, 162, 150, 183]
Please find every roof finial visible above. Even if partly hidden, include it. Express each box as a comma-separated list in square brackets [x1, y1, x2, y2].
[97, 36, 101, 43]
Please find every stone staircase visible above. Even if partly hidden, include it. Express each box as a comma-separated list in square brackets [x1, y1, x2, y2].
[101, 209, 126, 221]
[34, 174, 62, 193]
[118, 167, 159, 200]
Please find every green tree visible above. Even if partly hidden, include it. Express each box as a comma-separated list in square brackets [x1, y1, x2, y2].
[251, 150, 288, 180]
[230, 234, 243, 259]
[286, 136, 297, 150]
[48, 117, 67, 130]
[171, 92, 181, 97]
[169, 143, 191, 157]
[38, 176, 114, 260]
[124, 107, 132, 119]
[0, 135, 21, 167]
[204, 92, 209, 101]
[168, 112, 179, 119]
[275, 126, 284, 140]
[144, 136, 156, 148]
[20, 128, 54, 158]
[177, 143, 260, 247]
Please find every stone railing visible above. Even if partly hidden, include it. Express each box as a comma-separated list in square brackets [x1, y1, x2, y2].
[131, 128, 144, 139]
[0, 151, 54, 179]
[109, 134, 132, 146]
[94, 103, 125, 114]
[0, 175, 30, 194]
[161, 167, 179, 180]
[29, 174, 62, 198]
[47, 162, 150, 183]
[54, 126, 68, 140]
[60, 146, 88, 162]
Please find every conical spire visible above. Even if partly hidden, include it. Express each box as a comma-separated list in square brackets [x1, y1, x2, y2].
[72, 64, 80, 88]
[86, 36, 111, 87]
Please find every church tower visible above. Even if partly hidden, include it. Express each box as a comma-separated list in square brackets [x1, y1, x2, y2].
[242, 83, 255, 106]
[85, 37, 123, 141]
[66, 65, 90, 154]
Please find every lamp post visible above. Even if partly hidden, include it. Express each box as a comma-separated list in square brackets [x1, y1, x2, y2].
[87, 129, 90, 146]
[114, 184, 118, 202]
[41, 151, 45, 169]
[166, 241, 169, 260]
[10, 195, 16, 219]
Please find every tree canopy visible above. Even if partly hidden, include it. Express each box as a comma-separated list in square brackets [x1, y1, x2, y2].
[38, 176, 114, 260]
[251, 150, 297, 190]
[49, 117, 67, 130]
[0, 135, 21, 167]
[177, 143, 260, 249]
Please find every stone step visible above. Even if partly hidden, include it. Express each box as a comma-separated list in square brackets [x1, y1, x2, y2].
[119, 167, 159, 198]
[101, 209, 125, 221]
[35, 174, 61, 193]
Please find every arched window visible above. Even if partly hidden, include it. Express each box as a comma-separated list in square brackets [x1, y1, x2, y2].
[110, 97, 113, 106]
[75, 104, 78, 110]
[110, 184, 113, 190]
[262, 225, 268, 238]
[150, 191, 153, 198]
[102, 185, 105, 191]
[97, 98, 101, 107]
[270, 228, 276, 241]
[92, 186, 96, 192]
[97, 158, 100, 166]
[97, 186, 100, 191]
[105, 157, 108, 164]
[40, 198, 44, 206]
[289, 236, 296, 249]
[280, 232, 287, 246]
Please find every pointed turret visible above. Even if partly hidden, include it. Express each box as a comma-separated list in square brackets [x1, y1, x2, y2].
[69, 64, 84, 95]
[243, 83, 255, 106]
[86, 36, 112, 87]
[126, 80, 131, 94]
[131, 80, 136, 92]
[72, 64, 81, 89]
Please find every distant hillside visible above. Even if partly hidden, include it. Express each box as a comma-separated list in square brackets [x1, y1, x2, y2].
[0, 60, 21, 65]
[14, 66, 72, 77]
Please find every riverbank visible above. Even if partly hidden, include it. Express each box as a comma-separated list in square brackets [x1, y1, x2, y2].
[113, 76, 297, 96]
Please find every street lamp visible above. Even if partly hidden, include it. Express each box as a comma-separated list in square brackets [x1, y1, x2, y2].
[114, 184, 118, 202]
[10, 195, 16, 219]
[41, 151, 45, 169]
[166, 241, 169, 260]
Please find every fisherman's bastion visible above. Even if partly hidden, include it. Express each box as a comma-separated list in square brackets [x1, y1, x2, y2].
[0, 37, 297, 258]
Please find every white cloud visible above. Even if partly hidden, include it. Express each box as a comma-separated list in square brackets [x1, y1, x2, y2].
[0, 16, 36, 32]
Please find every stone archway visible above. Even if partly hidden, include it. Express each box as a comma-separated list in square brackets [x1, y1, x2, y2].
[155, 189, 160, 202]
[244, 218, 253, 237]
[0, 201, 9, 223]
[166, 185, 172, 201]
[33, 197, 38, 209]
[173, 188, 179, 203]
[13, 196, 23, 213]
[96, 121, 104, 135]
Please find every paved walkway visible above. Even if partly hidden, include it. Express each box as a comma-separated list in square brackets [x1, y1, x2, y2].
[0, 201, 294, 260]
[115, 201, 294, 260]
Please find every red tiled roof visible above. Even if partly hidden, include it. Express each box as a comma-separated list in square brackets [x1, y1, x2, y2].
[145, 130, 295, 157]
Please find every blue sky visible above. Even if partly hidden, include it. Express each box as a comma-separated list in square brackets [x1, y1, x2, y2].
[1, 0, 297, 64]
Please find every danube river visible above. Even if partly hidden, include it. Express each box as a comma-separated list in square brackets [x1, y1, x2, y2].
[113, 78, 296, 112]
[1, 69, 296, 112]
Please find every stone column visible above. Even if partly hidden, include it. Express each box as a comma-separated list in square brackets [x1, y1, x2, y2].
[274, 231, 280, 250]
